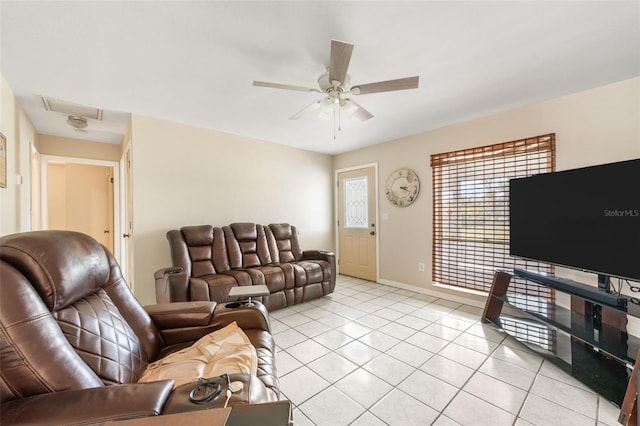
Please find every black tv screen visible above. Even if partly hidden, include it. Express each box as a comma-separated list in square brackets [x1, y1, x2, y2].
[509, 158, 640, 282]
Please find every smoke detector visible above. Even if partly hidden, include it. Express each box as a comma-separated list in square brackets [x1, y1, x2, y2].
[66, 115, 88, 130]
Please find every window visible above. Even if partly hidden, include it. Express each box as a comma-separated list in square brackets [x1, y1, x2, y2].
[344, 176, 369, 228]
[431, 134, 556, 302]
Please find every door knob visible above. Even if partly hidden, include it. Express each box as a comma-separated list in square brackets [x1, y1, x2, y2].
[123, 233, 131, 238]
[370, 231, 375, 236]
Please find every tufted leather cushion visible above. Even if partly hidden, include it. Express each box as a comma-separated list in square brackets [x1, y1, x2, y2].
[244, 329, 279, 400]
[0, 262, 104, 402]
[53, 289, 147, 385]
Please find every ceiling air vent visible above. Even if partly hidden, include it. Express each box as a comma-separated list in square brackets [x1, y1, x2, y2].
[42, 97, 103, 120]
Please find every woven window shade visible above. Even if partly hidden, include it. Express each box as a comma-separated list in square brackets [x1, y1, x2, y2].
[431, 134, 556, 304]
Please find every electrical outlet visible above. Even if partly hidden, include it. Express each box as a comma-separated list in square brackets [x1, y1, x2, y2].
[418, 262, 425, 272]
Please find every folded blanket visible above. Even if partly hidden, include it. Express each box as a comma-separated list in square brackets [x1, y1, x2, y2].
[138, 322, 257, 388]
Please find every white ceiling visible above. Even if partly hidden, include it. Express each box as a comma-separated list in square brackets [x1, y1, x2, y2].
[1, 1, 639, 155]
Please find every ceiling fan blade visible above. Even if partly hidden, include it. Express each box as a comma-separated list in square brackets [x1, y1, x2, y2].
[351, 76, 419, 95]
[341, 98, 374, 121]
[289, 100, 323, 120]
[253, 80, 321, 93]
[329, 40, 354, 86]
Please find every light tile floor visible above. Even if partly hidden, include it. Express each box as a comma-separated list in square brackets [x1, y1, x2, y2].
[272, 275, 623, 426]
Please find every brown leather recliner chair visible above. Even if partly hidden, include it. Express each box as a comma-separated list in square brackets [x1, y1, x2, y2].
[0, 230, 279, 425]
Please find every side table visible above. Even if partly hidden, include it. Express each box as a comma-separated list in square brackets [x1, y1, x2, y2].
[228, 285, 269, 306]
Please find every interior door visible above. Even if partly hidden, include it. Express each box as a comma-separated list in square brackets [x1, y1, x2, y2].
[337, 166, 377, 281]
[47, 162, 114, 252]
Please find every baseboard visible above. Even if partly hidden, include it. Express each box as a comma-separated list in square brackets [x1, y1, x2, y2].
[376, 278, 486, 309]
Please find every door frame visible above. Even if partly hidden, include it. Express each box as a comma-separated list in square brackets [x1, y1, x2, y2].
[120, 143, 133, 286]
[40, 155, 122, 265]
[334, 162, 379, 282]
[30, 142, 42, 231]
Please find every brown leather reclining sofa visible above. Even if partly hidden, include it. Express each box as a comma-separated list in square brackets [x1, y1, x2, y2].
[0, 230, 280, 425]
[155, 223, 336, 311]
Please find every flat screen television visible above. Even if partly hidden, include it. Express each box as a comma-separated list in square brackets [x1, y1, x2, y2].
[509, 158, 640, 283]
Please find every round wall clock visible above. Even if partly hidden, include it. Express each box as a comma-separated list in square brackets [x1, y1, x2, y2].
[385, 168, 420, 207]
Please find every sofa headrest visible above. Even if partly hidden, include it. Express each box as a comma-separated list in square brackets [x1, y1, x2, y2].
[181, 225, 214, 246]
[229, 223, 257, 240]
[0, 231, 111, 311]
[269, 223, 293, 239]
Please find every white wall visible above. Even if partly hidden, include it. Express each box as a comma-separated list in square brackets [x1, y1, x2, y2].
[130, 115, 335, 304]
[334, 77, 640, 303]
[0, 73, 36, 236]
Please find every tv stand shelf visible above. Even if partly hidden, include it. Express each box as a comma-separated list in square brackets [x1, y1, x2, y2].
[494, 292, 639, 365]
[513, 268, 629, 308]
[482, 270, 638, 425]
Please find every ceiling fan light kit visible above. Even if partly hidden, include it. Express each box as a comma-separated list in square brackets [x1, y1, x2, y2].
[253, 39, 419, 138]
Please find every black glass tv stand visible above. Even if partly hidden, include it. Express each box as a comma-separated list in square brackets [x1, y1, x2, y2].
[513, 268, 628, 308]
[482, 269, 639, 425]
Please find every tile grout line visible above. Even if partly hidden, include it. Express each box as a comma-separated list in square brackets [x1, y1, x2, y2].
[278, 285, 480, 422]
[275, 277, 618, 425]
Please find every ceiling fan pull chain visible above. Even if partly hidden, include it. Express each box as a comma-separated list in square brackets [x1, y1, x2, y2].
[333, 106, 338, 140]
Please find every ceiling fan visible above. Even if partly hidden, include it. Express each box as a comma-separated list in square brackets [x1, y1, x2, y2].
[253, 39, 419, 131]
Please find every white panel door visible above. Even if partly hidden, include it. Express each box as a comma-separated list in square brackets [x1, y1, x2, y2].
[338, 166, 376, 281]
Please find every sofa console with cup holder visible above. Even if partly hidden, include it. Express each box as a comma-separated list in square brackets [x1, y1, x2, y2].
[155, 223, 336, 311]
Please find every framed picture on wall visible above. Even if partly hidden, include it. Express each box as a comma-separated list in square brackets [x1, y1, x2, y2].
[0, 132, 6, 188]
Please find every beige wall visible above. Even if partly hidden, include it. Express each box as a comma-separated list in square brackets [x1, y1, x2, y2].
[0, 73, 36, 236]
[47, 162, 66, 229]
[3, 70, 638, 308]
[0, 72, 119, 237]
[37, 134, 122, 162]
[130, 115, 335, 304]
[334, 77, 640, 304]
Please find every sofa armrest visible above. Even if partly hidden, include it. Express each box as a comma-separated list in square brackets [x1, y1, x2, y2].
[155, 267, 189, 303]
[1, 380, 174, 425]
[145, 302, 217, 329]
[145, 302, 270, 347]
[145, 302, 218, 347]
[303, 250, 336, 288]
[302, 249, 335, 263]
[211, 302, 271, 333]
